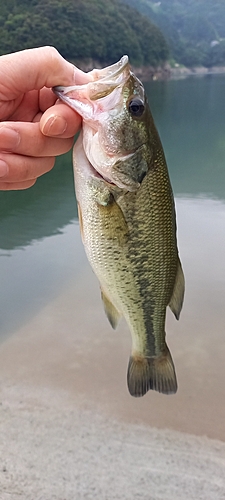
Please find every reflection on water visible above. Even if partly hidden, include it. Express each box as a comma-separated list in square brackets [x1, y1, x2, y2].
[0, 223, 86, 339]
[0, 75, 225, 438]
[0, 151, 78, 250]
[0, 152, 79, 338]
[146, 74, 225, 199]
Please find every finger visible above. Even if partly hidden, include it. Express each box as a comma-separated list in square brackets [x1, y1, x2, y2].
[0, 153, 55, 183]
[11, 87, 57, 121]
[39, 87, 58, 112]
[0, 47, 90, 100]
[0, 122, 75, 157]
[3, 87, 58, 122]
[0, 179, 37, 191]
[40, 102, 81, 137]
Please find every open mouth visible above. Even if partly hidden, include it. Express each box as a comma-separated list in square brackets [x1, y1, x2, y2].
[52, 56, 130, 120]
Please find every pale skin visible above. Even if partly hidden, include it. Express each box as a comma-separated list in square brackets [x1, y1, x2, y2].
[0, 46, 90, 190]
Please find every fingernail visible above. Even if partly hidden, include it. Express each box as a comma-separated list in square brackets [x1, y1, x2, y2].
[0, 127, 20, 151]
[0, 159, 9, 177]
[42, 115, 67, 136]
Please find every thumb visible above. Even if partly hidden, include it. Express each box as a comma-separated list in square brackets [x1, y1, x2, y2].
[0, 46, 90, 100]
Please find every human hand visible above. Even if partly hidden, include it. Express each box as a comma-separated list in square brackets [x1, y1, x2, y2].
[0, 46, 90, 190]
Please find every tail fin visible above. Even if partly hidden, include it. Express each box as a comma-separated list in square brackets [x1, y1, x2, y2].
[127, 344, 177, 397]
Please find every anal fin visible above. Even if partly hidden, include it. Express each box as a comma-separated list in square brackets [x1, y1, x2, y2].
[127, 344, 177, 397]
[169, 258, 185, 320]
[101, 288, 121, 329]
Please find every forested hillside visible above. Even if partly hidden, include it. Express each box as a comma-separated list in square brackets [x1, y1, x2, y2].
[0, 0, 169, 67]
[123, 0, 225, 67]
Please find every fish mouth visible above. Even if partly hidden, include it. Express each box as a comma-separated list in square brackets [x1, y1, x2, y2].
[53, 56, 138, 191]
[52, 56, 130, 121]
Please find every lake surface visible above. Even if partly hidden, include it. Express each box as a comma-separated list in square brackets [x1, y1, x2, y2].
[0, 74, 225, 440]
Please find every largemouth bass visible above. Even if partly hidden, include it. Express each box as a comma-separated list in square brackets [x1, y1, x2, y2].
[54, 56, 185, 397]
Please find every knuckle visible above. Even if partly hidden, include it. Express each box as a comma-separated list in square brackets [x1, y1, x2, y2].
[14, 157, 54, 182]
[46, 157, 55, 172]
[25, 179, 37, 189]
[0, 182, 11, 190]
[45, 46, 60, 66]
[42, 45, 59, 56]
[60, 137, 74, 154]
[20, 164, 31, 181]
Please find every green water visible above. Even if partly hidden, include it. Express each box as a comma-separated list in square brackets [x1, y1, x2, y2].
[146, 74, 225, 198]
[0, 74, 225, 339]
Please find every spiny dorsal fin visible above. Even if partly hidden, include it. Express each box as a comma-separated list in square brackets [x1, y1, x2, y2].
[169, 258, 185, 320]
[127, 344, 177, 397]
[100, 288, 121, 329]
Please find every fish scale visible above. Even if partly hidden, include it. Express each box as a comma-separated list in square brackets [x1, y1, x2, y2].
[54, 56, 185, 397]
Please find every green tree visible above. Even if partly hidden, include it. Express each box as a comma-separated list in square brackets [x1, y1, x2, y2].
[0, 0, 169, 67]
[123, 0, 225, 67]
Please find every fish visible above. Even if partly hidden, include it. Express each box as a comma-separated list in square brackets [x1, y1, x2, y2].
[53, 55, 185, 397]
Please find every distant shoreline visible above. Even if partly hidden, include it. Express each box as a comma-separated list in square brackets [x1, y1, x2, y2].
[74, 58, 225, 81]
[129, 63, 225, 81]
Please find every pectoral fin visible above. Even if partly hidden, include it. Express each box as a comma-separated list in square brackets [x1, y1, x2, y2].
[169, 258, 185, 320]
[100, 288, 121, 329]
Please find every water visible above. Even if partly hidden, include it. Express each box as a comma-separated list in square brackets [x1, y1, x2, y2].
[0, 74, 225, 440]
[146, 75, 225, 198]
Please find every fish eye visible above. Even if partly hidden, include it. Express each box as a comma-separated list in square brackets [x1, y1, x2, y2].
[128, 98, 145, 117]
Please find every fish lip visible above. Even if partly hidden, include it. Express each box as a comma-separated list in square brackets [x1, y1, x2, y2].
[52, 55, 130, 117]
[91, 55, 129, 81]
[53, 55, 129, 95]
[53, 89, 94, 121]
[52, 86, 93, 121]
